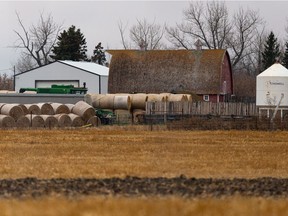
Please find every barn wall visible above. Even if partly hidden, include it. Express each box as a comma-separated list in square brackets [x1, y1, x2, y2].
[220, 53, 233, 95]
[15, 62, 108, 94]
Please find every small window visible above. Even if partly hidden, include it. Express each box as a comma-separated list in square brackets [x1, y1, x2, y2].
[203, 95, 209, 101]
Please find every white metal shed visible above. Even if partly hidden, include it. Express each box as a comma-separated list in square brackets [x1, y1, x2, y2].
[14, 60, 109, 94]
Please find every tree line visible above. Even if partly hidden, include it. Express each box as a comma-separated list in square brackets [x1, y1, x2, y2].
[9, 1, 288, 98]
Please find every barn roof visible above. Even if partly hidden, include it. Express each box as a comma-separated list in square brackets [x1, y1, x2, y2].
[107, 49, 230, 94]
[258, 63, 288, 77]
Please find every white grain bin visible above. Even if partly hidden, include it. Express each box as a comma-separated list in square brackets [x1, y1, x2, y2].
[256, 63, 288, 118]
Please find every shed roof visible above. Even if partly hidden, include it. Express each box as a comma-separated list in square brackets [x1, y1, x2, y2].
[258, 63, 288, 77]
[107, 49, 230, 94]
[15, 60, 109, 77]
[59, 60, 109, 76]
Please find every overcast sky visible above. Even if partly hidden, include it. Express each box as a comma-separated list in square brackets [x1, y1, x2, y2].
[1, 1, 288, 75]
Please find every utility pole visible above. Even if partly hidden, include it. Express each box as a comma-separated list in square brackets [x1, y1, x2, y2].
[13, 66, 15, 91]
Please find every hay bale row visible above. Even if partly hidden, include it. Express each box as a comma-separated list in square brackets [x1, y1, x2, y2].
[0, 101, 100, 128]
[86, 93, 192, 111]
[0, 113, 100, 128]
[0, 114, 16, 128]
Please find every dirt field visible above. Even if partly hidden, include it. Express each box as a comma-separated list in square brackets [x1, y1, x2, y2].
[1, 126, 288, 215]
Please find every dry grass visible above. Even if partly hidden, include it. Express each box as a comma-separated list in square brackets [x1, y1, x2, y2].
[0, 127, 288, 178]
[1, 196, 288, 216]
[1, 126, 288, 215]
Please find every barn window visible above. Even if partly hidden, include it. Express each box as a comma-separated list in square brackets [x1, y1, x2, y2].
[203, 95, 209, 101]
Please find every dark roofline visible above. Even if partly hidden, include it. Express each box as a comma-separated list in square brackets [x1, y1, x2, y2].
[14, 61, 55, 77]
[223, 50, 234, 94]
[15, 60, 106, 77]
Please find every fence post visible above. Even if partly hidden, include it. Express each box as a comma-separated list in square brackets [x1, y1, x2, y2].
[150, 108, 153, 131]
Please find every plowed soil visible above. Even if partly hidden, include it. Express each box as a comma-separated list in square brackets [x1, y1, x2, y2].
[1, 176, 288, 199]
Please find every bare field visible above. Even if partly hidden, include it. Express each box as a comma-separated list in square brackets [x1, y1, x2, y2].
[1, 196, 288, 216]
[1, 127, 288, 179]
[1, 126, 288, 215]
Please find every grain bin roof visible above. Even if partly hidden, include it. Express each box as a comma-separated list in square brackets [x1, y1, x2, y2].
[107, 49, 230, 94]
[258, 63, 288, 77]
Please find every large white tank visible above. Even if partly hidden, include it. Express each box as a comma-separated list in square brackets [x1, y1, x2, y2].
[256, 63, 288, 106]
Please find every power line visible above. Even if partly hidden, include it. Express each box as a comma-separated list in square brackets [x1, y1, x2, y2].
[0, 68, 13, 72]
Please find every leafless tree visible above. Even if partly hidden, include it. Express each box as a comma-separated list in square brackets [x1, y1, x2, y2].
[119, 18, 166, 50]
[227, 8, 263, 69]
[118, 20, 130, 49]
[234, 26, 267, 75]
[166, 1, 231, 49]
[15, 53, 35, 73]
[13, 11, 62, 71]
[0, 73, 13, 91]
[166, 1, 264, 71]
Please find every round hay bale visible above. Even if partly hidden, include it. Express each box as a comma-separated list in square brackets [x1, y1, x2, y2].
[130, 94, 148, 110]
[37, 103, 54, 115]
[92, 94, 115, 109]
[1, 104, 24, 120]
[84, 93, 93, 105]
[184, 94, 192, 101]
[54, 114, 72, 127]
[114, 109, 132, 123]
[18, 104, 29, 115]
[86, 116, 101, 127]
[113, 95, 131, 110]
[0, 114, 16, 128]
[68, 113, 84, 127]
[0, 103, 6, 112]
[50, 103, 70, 114]
[87, 94, 105, 107]
[147, 94, 167, 102]
[41, 115, 58, 128]
[168, 94, 187, 102]
[16, 116, 30, 128]
[73, 101, 95, 122]
[25, 114, 45, 128]
[24, 104, 41, 115]
[160, 93, 171, 97]
[132, 109, 146, 123]
[65, 103, 75, 112]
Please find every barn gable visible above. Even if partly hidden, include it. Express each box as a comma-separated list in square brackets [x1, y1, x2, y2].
[107, 49, 233, 101]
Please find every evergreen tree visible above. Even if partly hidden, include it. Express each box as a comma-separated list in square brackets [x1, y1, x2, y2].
[51, 25, 88, 61]
[282, 42, 288, 68]
[261, 31, 281, 70]
[91, 42, 106, 65]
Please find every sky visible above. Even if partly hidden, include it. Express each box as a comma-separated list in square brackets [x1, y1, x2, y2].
[1, 0, 288, 75]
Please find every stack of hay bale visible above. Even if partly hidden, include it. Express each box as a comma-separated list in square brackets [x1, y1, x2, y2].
[84, 93, 192, 124]
[0, 101, 100, 128]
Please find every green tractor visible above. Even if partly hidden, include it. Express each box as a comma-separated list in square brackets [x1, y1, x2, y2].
[19, 84, 88, 94]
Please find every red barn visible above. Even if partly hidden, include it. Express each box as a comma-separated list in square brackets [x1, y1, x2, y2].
[107, 49, 233, 102]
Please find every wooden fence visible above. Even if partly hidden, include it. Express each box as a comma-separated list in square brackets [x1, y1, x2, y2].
[146, 101, 258, 117]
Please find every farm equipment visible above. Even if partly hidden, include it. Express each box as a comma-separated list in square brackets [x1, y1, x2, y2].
[19, 84, 88, 94]
[95, 109, 116, 125]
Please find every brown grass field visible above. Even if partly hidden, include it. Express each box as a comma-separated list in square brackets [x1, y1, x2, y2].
[1, 126, 288, 215]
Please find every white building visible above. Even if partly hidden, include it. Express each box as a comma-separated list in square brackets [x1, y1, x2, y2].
[15, 60, 109, 94]
[256, 63, 288, 118]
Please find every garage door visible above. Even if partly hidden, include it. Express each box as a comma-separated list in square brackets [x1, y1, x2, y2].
[35, 80, 79, 88]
